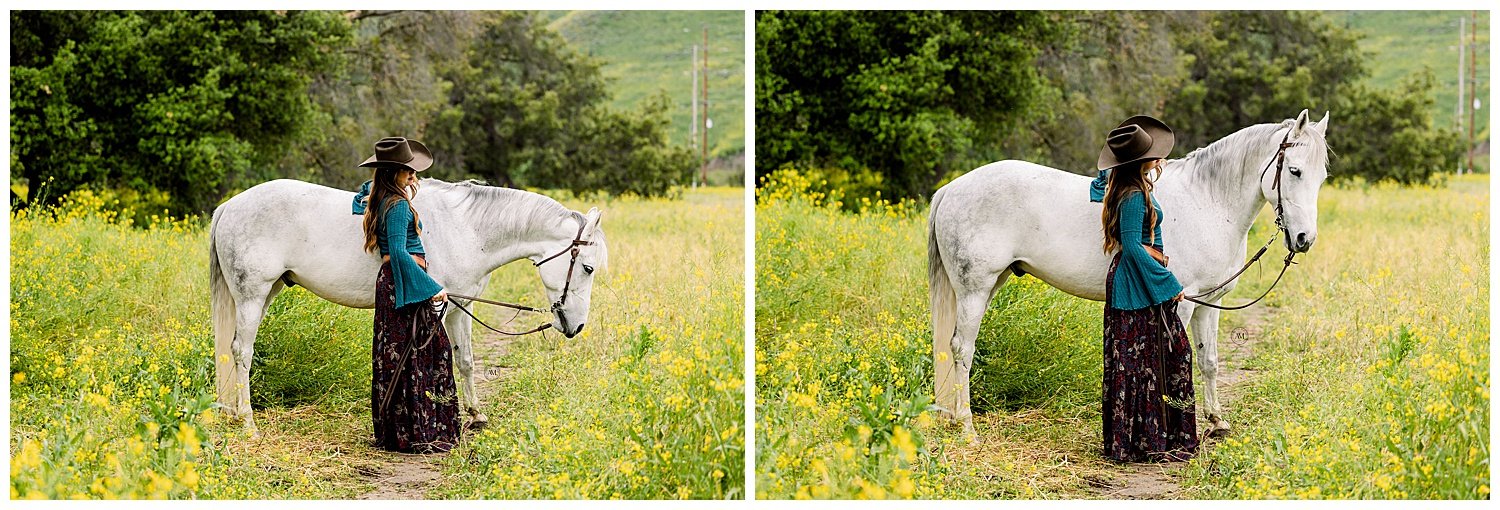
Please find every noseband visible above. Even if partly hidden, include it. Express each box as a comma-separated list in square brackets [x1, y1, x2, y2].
[1184, 130, 1301, 311]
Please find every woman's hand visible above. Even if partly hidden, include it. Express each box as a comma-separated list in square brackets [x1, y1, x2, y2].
[432, 289, 448, 303]
[1173, 291, 1184, 303]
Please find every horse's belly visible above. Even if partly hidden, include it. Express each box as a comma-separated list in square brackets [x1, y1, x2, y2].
[1019, 262, 1107, 302]
[295, 278, 377, 309]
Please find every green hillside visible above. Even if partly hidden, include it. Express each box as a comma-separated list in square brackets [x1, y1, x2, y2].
[1329, 11, 1489, 139]
[545, 11, 746, 160]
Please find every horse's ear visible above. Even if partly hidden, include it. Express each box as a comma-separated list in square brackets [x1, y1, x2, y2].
[585, 207, 603, 231]
[1292, 109, 1311, 137]
[1314, 111, 1331, 134]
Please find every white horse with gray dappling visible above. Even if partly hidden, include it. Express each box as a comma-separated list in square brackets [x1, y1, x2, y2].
[929, 110, 1329, 437]
[210, 178, 607, 430]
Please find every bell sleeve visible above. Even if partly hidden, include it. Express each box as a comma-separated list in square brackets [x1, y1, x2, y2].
[1089, 169, 1109, 203]
[352, 180, 372, 215]
[1112, 192, 1182, 310]
[383, 200, 443, 308]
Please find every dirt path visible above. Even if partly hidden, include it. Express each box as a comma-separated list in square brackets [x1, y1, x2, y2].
[355, 327, 518, 500]
[1087, 303, 1274, 499]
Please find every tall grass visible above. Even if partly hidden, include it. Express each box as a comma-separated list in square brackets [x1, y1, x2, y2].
[11, 185, 744, 499]
[431, 188, 745, 499]
[1182, 174, 1489, 499]
[755, 169, 1489, 499]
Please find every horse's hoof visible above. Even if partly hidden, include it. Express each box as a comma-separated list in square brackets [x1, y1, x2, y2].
[961, 420, 977, 443]
[1207, 415, 1232, 438]
[467, 412, 490, 431]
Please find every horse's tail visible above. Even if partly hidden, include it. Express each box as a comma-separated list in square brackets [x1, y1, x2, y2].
[209, 208, 238, 414]
[928, 186, 959, 416]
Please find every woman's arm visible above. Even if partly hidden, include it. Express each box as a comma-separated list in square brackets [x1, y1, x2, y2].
[384, 200, 444, 308]
[1118, 193, 1183, 305]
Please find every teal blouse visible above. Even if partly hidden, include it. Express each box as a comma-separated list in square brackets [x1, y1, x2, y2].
[1090, 171, 1182, 310]
[352, 182, 442, 308]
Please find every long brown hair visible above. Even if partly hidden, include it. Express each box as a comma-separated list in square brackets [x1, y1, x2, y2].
[1101, 159, 1160, 254]
[361, 166, 422, 254]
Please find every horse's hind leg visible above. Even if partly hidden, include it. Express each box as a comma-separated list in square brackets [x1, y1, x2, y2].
[1189, 303, 1232, 437]
[951, 285, 997, 439]
[227, 281, 278, 432]
[444, 310, 487, 428]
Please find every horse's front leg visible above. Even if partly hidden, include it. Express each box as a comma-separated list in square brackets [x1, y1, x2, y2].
[444, 309, 487, 429]
[1188, 303, 1232, 437]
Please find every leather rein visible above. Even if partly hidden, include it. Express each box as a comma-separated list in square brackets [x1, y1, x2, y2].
[1182, 130, 1300, 311]
[446, 221, 594, 336]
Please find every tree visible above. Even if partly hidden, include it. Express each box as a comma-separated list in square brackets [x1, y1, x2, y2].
[1165, 11, 1363, 154]
[1335, 71, 1462, 184]
[429, 12, 693, 197]
[10, 11, 352, 214]
[756, 11, 1067, 200]
[1009, 11, 1189, 174]
[279, 11, 488, 193]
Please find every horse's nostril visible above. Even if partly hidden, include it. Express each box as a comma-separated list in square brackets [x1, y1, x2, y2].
[576, 323, 586, 335]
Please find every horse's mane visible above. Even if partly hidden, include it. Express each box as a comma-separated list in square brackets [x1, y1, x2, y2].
[422, 178, 573, 225]
[420, 178, 608, 269]
[1170, 119, 1327, 203]
[1178, 119, 1328, 170]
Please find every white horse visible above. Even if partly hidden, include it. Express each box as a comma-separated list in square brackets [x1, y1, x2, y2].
[929, 110, 1330, 436]
[209, 178, 608, 430]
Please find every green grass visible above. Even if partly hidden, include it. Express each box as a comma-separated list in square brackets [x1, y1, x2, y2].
[755, 169, 1489, 499]
[1328, 11, 1489, 140]
[10, 185, 745, 499]
[1181, 174, 1490, 498]
[546, 11, 746, 160]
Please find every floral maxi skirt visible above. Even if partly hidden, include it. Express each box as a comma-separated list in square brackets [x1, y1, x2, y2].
[1102, 253, 1199, 462]
[372, 263, 460, 454]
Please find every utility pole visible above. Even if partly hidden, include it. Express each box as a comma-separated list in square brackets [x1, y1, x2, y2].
[701, 26, 710, 187]
[1468, 10, 1477, 174]
[690, 44, 699, 186]
[1457, 16, 1466, 173]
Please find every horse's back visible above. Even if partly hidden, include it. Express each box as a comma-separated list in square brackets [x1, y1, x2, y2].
[932, 160, 1109, 300]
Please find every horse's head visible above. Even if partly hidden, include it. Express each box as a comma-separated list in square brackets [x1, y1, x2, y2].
[1263, 109, 1330, 253]
[535, 207, 607, 338]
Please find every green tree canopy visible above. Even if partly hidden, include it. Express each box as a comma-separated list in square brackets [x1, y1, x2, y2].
[756, 11, 1066, 200]
[11, 11, 351, 213]
[429, 12, 694, 197]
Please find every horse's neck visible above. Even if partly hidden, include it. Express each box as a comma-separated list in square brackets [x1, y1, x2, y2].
[1162, 124, 1287, 237]
[443, 184, 575, 271]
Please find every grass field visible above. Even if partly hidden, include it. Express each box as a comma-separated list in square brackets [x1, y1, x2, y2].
[754, 169, 1488, 499]
[10, 185, 744, 499]
[546, 10, 746, 161]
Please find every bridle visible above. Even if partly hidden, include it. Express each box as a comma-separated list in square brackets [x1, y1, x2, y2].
[532, 219, 596, 314]
[1184, 130, 1301, 311]
[446, 219, 593, 336]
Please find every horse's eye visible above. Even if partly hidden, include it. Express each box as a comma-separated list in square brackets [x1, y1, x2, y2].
[582, 264, 594, 275]
[1290, 168, 1302, 178]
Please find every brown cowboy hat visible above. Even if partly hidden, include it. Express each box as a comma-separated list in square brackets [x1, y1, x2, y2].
[358, 137, 433, 172]
[1097, 115, 1174, 171]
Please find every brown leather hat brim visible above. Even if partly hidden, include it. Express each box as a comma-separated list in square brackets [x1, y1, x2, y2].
[358, 139, 434, 172]
[1097, 116, 1175, 170]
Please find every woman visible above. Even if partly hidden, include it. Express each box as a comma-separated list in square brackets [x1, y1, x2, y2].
[351, 136, 460, 454]
[1089, 116, 1198, 463]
